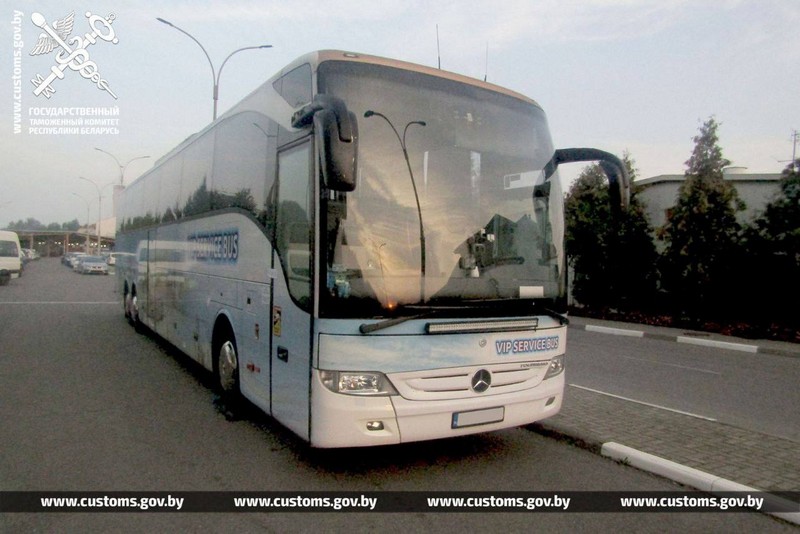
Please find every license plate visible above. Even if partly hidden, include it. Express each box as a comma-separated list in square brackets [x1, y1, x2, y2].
[451, 406, 504, 429]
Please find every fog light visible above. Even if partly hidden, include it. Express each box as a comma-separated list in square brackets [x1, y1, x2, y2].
[545, 396, 556, 406]
[366, 421, 384, 431]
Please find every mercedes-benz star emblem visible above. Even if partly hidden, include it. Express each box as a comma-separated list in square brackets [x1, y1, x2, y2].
[471, 369, 491, 393]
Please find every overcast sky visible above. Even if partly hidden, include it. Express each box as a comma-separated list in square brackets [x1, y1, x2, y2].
[2, 0, 798, 227]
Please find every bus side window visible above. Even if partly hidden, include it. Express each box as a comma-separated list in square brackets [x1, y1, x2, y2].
[273, 64, 312, 146]
[276, 142, 313, 307]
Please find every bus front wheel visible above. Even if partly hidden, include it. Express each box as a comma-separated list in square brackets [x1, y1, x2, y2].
[214, 326, 241, 420]
[214, 324, 240, 397]
[218, 339, 239, 394]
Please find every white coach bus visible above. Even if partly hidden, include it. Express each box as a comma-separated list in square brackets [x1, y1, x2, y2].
[117, 50, 628, 447]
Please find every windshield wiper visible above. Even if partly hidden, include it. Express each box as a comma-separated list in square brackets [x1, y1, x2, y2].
[359, 312, 429, 334]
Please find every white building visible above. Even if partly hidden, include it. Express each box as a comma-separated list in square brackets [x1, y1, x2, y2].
[635, 167, 783, 231]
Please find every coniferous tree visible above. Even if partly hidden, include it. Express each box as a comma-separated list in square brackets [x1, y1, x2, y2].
[659, 117, 744, 320]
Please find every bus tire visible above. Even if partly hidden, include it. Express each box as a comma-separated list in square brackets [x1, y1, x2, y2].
[125, 283, 141, 330]
[214, 324, 240, 397]
[123, 281, 130, 319]
[213, 322, 242, 420]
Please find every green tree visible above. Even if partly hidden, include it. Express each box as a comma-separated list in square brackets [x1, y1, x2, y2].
[7, 218, 46, 231]
[740, 160, 800, 335]
[659, 117, 745, 320]
[566, 153, 657, 311]
[749, 159, 800, 255]
[61, 219, 80, 231]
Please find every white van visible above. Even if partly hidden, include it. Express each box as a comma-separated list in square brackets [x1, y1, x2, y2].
[0, 230, 22, 285]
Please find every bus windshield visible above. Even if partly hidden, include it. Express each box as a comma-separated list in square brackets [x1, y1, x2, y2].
[318, 61, 565, 318]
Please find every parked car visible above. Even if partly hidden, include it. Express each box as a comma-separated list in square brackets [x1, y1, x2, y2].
[72, 254, 88, 270]
[63, 252, 87, 267]
[105, 252, 121, 266]
[72, 255, 85, 272]
[0, 230, 22, 285]
[78, 255, 109, 275]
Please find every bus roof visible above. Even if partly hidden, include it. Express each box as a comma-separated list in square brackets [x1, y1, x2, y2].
[289, 50, 540, 107]
[140, 50, 542, 180]
[214, 49, 542, 126]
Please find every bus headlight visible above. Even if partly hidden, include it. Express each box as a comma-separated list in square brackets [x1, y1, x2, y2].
[543, 355, 564, 379]
[320, 370, 398, 396]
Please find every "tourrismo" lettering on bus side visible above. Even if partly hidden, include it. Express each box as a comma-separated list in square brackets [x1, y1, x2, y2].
[188, 229, 239, 263]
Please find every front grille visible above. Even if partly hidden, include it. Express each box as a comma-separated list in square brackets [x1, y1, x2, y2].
[388, 362, 549, 401]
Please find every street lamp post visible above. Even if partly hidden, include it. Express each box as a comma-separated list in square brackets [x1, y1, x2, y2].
[78, 177, 115, 253]
[94, 148, 150, 186]
[156, 18, 271, 121]
[364, 110, 428, 303]
[71, 192, 91, 253]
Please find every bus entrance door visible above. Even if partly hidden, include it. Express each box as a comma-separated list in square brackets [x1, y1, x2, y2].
[270, 142, 313, 440]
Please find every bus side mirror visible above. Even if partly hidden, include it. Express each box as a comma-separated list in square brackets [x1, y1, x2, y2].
[315, 109, 358, 192]
[533, 181, 557, 261]
[544, 148, 630, 213]
[292, 95, 358, 192]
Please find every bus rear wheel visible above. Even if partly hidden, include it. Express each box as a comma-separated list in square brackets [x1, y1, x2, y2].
[124, 284, 140, 329]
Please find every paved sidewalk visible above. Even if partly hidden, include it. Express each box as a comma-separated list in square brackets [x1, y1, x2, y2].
[529, 316, 800, 519]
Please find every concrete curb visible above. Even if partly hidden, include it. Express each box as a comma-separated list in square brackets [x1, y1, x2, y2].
[535, 319, 800, 524]
[575, 323, 799, 358]
[529, 422, 799, 525]
[601, 442, 800, 526]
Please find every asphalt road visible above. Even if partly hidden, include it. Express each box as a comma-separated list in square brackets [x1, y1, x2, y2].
[567, 327, 800, 441]
[0, 259, 793, 532]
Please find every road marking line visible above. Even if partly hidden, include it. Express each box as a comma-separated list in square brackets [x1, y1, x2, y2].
[569, 384, 718, 421]
[585, 325, 644, 337]
[677, 336, 758, 353]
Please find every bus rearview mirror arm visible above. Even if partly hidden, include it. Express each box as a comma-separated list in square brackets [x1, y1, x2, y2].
[544, 148, 630, 212]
